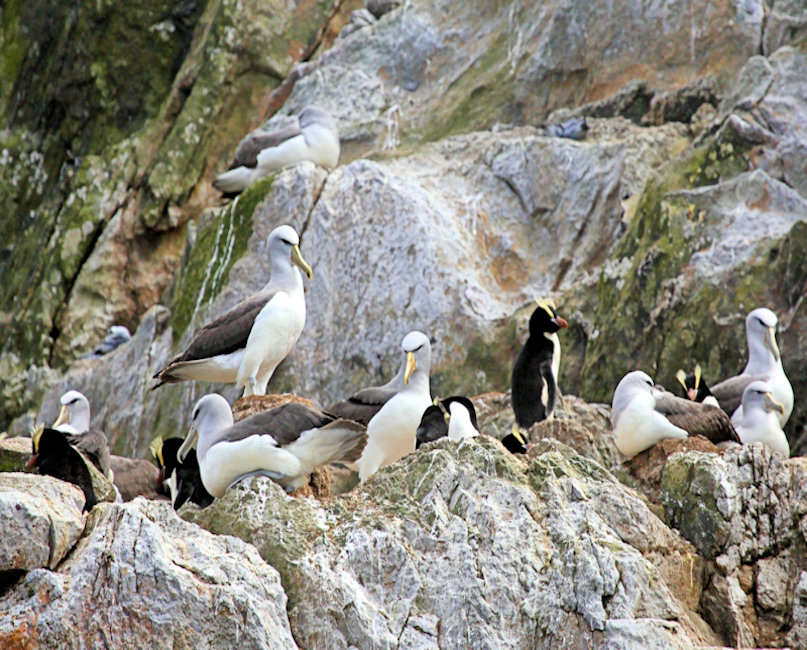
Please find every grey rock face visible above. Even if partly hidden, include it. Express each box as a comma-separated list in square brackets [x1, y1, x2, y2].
[0, 500, 297, 649]
[0, 474, 85, 572]
[188, 436, 712, 648]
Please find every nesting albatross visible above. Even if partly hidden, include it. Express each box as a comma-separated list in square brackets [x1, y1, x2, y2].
[710, 308, 793, 426]
[213, 106, 340, 195]
[177, 394, 367, 495]
[152, 225, 312, 397]
[734, 381, 789, 456]
[611, 371, 739, 458]
[354, 331, 433, 481]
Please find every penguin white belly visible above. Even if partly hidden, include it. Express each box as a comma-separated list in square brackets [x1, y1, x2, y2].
[237, 291, 305, 395]
[447, 405, 478, 441]
[358, 390, 431, 481]
[614, 393, 687, 458]
[200, 436, 303, 497]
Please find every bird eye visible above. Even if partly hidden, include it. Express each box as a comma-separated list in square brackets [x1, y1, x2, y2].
[280, 238, 293, 246]
[192, 410, 199, 421]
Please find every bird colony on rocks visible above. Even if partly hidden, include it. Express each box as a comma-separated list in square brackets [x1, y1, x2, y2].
[2, 0, 807, 647]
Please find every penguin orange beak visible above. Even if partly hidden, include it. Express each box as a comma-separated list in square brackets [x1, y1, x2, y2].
[554, 317, 568, 329]
[687, 388, 697, 401]
[25, 455, 38, 470]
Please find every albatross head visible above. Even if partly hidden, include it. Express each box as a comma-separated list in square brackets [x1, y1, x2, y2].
[268, 225, 313, 280]
[746, 307, 780, 363]
[178, 394, 234, 463]
[401, 331, 431, 386]
[742, 380, 786, 416]
[299, 105, 338, 133]
[53, 390, 91, 434]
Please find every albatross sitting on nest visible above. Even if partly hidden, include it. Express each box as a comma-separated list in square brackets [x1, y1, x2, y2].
[353, 331, 433, 481]
[152, 225, 313, 397]
[710, 308, 793, 427]
[213, 105, 340, 195]
[177, 393, 367, 496]
[734, 381, 789, 456]
[611, 370, 739, 458]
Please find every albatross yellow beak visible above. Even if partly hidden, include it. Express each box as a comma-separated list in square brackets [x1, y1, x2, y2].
[53, 404, 70, 428]
[290, 244, 313, 280]
[764, 326, 780, 363]
[404, 351, 416, 386]
[764, 392, 786, 416]
[177, 424, 199, 464]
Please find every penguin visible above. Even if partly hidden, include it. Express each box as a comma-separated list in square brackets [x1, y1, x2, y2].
[675, 365, 719, 407]
[415, 396, 479, 447]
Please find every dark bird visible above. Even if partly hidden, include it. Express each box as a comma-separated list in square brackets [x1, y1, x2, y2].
[511, 299, 568, 433]
[81, 325, 131, 359]
[415, 396, 479, 448]
[675, 365, 719, 407]
[501, 432, 528, 455]
[150, 436, 214, 510]
[26, 425, 101, 511]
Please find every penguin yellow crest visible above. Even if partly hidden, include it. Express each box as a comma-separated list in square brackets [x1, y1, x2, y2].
[534, 298, 557, 317]
[149, 435, 165, 466]
[30, 423, 45, 453]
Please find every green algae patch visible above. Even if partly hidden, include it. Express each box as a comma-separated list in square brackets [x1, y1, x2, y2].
[169, 179, 275, 340]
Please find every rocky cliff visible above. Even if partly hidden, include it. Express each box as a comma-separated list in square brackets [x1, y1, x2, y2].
[2, 0, 807, 647]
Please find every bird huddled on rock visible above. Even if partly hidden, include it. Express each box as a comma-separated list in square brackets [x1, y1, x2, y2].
[152, 225, 312, 397]
[150, 436, 214, 510]
[611, 370, 739, 458]
[213, 105, 340, 195]
[709, 308, 793, 427]
[178, 393, 367, 496]
[733, 381, 789, 456]
[81, 325, 132, 359]
[415, 396, 479, 447]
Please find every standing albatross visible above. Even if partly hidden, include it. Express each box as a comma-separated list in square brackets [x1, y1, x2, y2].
[710, 308, 793, 427]
[152, 225, 313, 397]
[611, 371, 739, 458]
[213, 106, 340, 195]
[177, 394, 367, 495]
[354, 331, 433, 481]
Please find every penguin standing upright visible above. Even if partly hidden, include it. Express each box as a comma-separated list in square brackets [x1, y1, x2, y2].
[510, 299, 568, 444]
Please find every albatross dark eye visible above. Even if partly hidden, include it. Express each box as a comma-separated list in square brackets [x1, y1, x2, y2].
[280, 238, 293, 246]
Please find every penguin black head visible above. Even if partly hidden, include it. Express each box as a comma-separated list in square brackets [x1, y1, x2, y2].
[151, 436, 214, 510]
[675, 365, 715, 403]
[528, 299, 568, 338]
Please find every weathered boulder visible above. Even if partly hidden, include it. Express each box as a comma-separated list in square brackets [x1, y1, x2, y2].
[0, 437, 32, 473]
[661, 443, 807, 647]
[0, 474, 85, 572]
[187, 436, 716, 648]
[0, 499, 297, 649]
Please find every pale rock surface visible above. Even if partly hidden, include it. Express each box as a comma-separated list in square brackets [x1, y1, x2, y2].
[0, 474, 85, 572]
[0, 500, 297, 649]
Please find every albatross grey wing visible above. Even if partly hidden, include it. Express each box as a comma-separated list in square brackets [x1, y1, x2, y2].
[710, 375, 757, 416]
[223, 402, 334, 447]
[152, 291, 276, 386]
[64, 429, 111, 478]
[326, 387, 397, 426]
[230, 125, 303, 169]
[654, 391, 740, 443]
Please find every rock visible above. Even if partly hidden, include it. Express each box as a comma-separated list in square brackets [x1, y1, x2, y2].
[189, 436, 716, 647]
[0, 500, 297, 648]
[0, 474, 85, 572]
[0, 437, 32, 473]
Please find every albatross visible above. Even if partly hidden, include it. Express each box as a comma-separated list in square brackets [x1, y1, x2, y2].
[213, 105, 340, 195]
[177, 393, 367, 496]
[710, 308, 793, 426]
[611, 370, 739, 458]
[734, 381, 789, 456]
[354, 331, 433, 481]
[152, 225, 313, 397]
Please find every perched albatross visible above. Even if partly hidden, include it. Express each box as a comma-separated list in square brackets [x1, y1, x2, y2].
[734, 381, 789, 456]
[177, 393, 367, 496]
[150, 436, 214, 509]
[213, 106, 340, 195]
[152, 225, 313, 397]
[675, 365, 719, 407]
[416, 396, 479, 447]
[710, 308, 793, 426]
[611, 371, 739, 458]
[355, 331, 433, 481]
[509, 299, 568, 450]
[82, 325, 131, 359]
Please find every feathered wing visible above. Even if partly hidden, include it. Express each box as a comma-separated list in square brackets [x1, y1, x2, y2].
[64, 429, 111, 477]
[153, 291, 275, 385]
[416, 405, 448, 447]
[223, 402, 334, 447]
[229, 125, 303, 169]
[710, 375, 757, 416]
[326, 386, 397, 426]
[653, 391, 740, 444]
